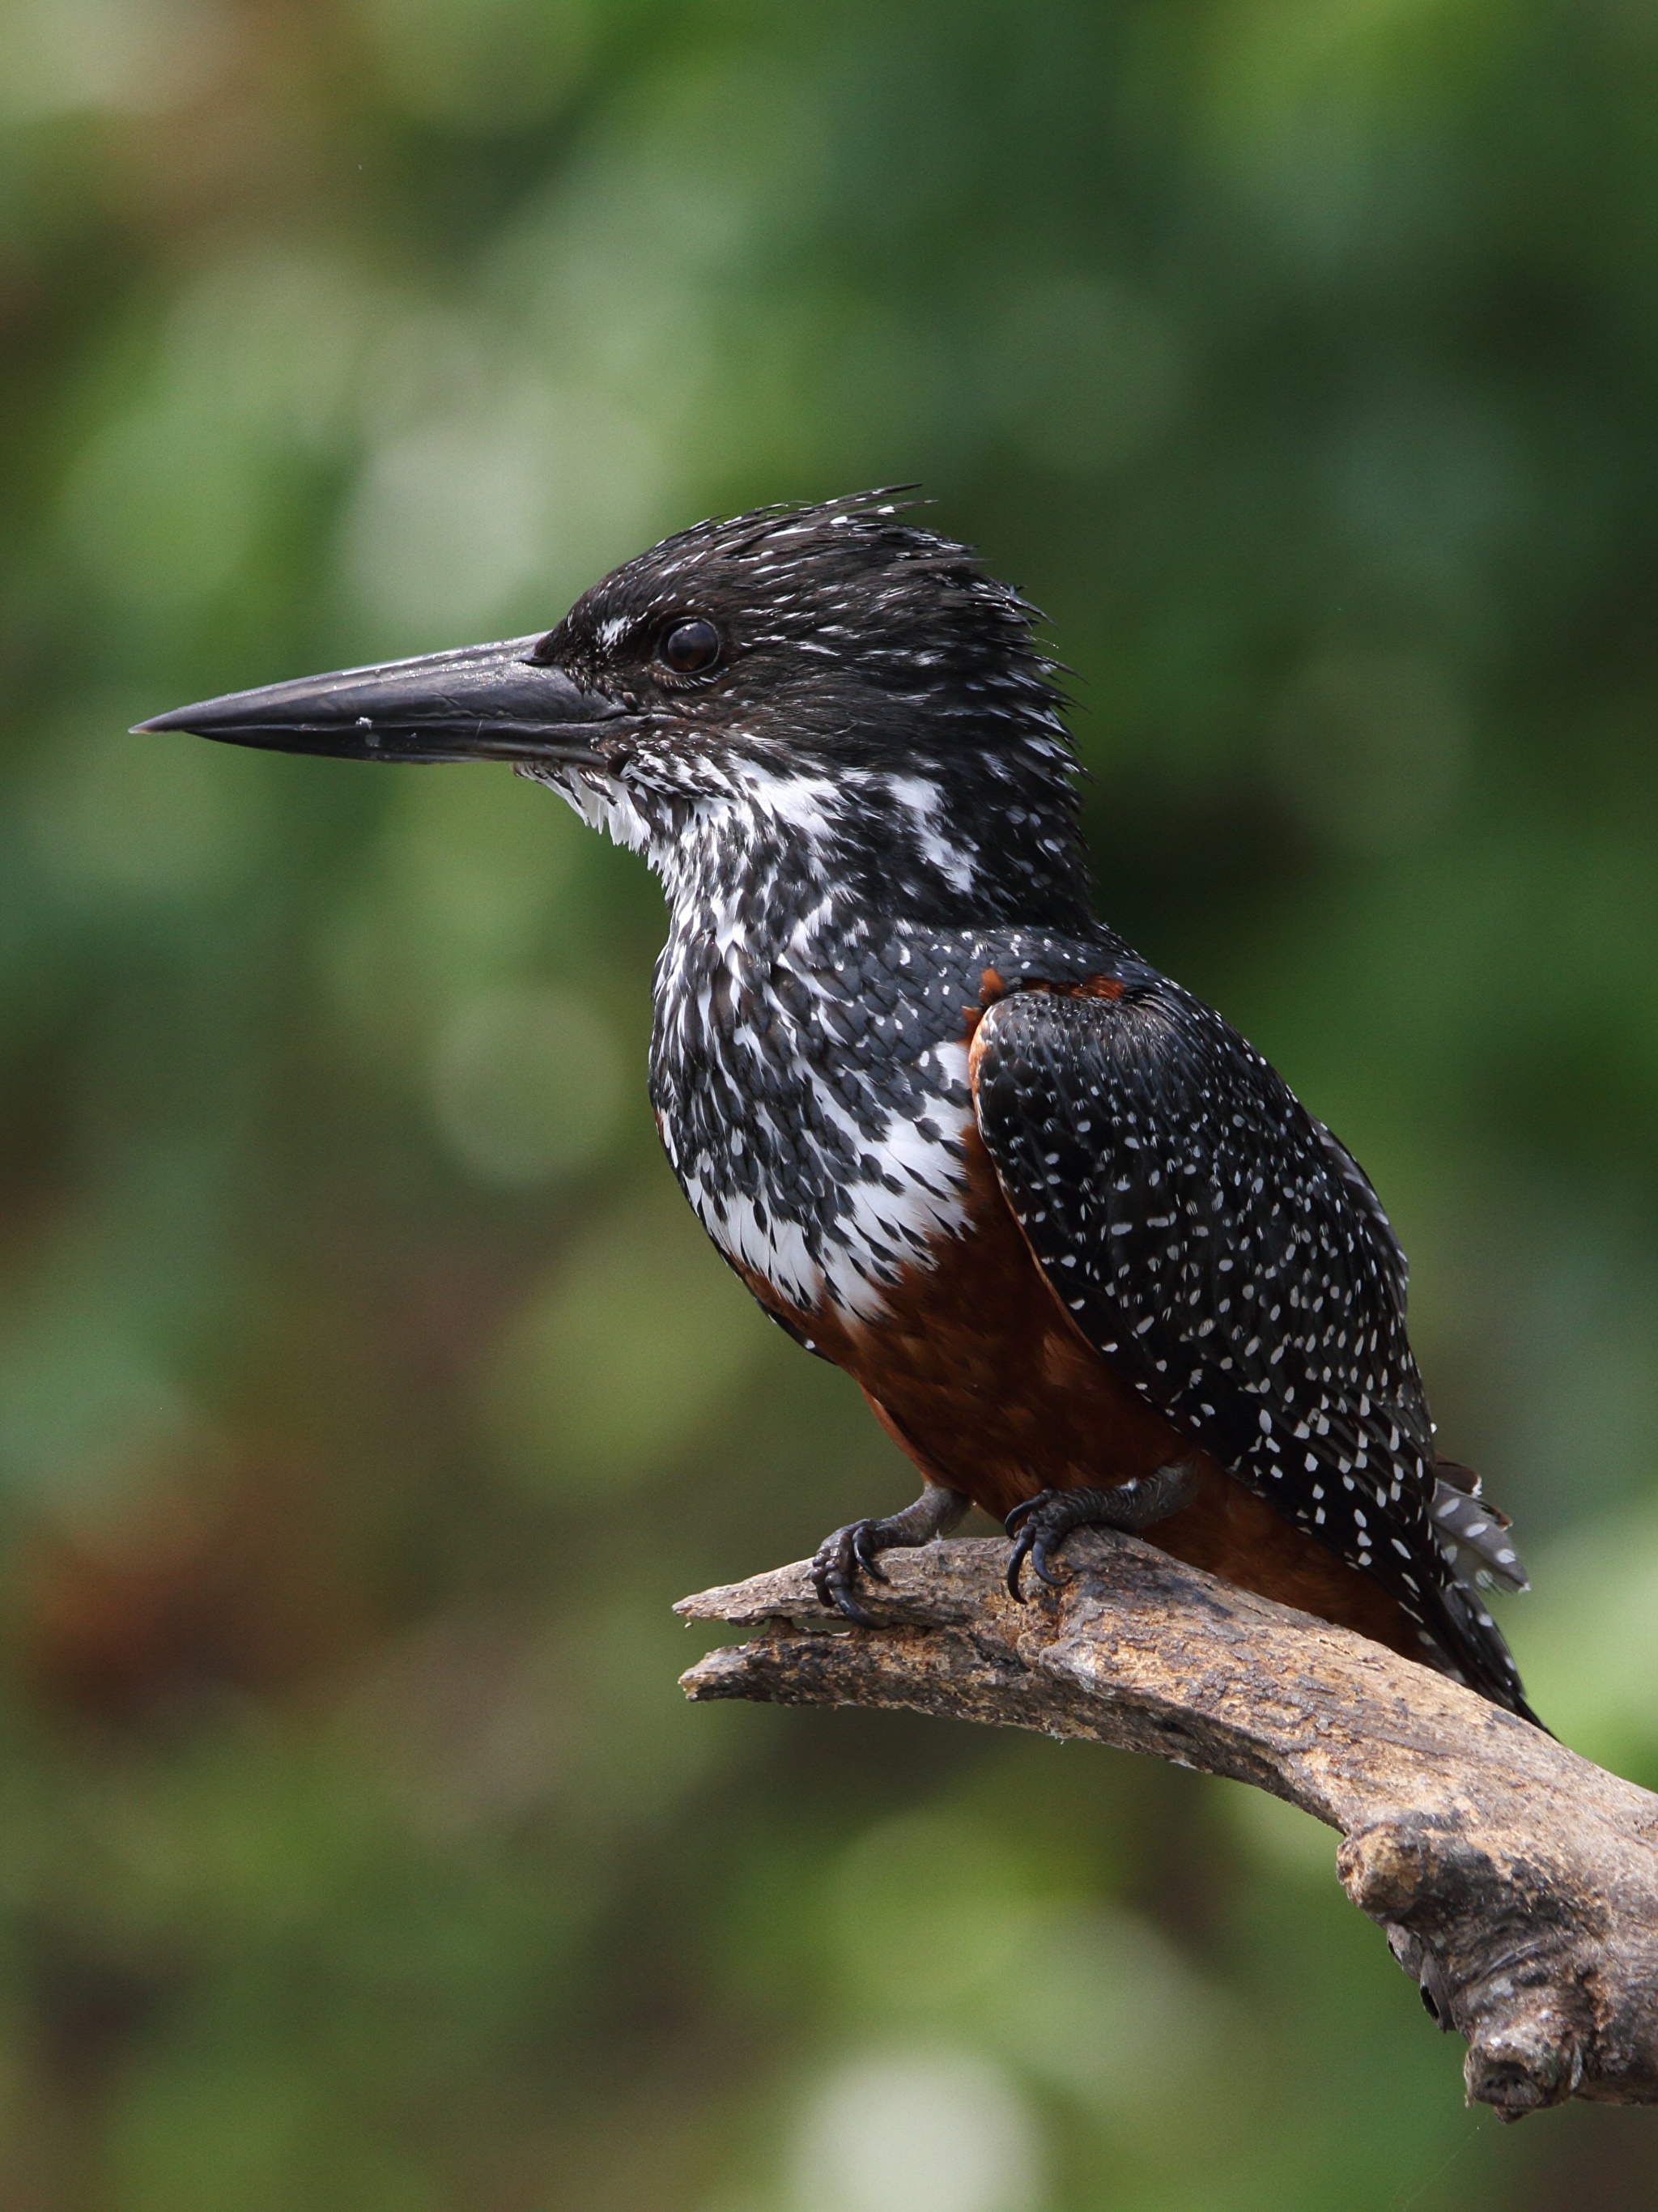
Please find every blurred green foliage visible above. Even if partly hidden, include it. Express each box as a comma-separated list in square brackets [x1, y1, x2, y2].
[2, 0, 1657, 2202]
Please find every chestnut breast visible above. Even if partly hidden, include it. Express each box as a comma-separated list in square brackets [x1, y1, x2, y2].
[738, 1125, 1435, 1665]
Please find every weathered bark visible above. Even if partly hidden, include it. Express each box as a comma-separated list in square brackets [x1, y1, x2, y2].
[676, 1531, 1658, 2119]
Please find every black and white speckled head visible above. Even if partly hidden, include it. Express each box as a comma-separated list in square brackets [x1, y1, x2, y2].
[134, 494, 1103, 1326]
[521, 493, 1091, 934]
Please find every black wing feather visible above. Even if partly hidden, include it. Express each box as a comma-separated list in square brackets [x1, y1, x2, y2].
[971, 979, 1533, 1718]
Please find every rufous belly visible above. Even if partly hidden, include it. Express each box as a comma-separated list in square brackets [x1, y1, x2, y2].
[739, 1127, 1432, 1665]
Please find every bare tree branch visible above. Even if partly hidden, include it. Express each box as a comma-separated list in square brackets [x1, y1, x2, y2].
[676, 1531, 1658, 2120]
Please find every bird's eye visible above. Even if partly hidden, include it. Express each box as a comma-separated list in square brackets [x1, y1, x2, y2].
[660, 619, 721, 675]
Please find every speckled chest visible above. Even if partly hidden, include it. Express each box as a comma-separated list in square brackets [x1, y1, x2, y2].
[647, 910, 1118, 1323]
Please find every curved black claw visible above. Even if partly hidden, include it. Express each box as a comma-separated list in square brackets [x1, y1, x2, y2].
[1006, 1488, 1075, 1599]
[1004, 1487, 1129, 1601]
[1005, 1462, 1201, 1601]
[810, 1519, 894, 1626]
[809, 1483, 971, 1626]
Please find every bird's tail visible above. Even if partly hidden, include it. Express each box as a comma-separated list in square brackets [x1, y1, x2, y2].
[1423, 1460, 1545, 1729]
[1430, 1460, 1528, 1593]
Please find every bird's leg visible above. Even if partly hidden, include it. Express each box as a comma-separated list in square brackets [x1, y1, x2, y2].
[811, 1478, 971, 1626]
[1005, 1459, 1200, 1601]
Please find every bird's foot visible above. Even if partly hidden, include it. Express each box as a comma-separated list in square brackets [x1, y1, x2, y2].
[1005, 1460, 1200, 1602]
[811, 1480, 970, 1625]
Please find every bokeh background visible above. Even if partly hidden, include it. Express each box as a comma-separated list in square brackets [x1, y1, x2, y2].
[2, 0, 1657, 2203]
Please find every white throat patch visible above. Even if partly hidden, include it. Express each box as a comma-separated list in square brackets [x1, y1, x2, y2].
[526, 758, 976, 1321]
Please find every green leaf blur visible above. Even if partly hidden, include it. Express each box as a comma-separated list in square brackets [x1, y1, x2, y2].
[1, 0, 1655, 2201]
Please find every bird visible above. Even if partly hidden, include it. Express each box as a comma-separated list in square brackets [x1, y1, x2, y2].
[136, 491, 1539, 1723]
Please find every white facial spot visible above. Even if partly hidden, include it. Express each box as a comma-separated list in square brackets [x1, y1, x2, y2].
[886, 774, 978, 895]
[529, 766, 653, 855]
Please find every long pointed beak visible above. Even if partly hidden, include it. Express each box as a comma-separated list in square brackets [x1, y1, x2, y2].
[132, 636, 628, 766]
